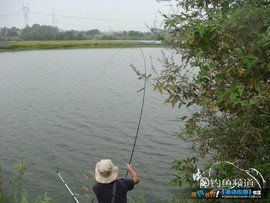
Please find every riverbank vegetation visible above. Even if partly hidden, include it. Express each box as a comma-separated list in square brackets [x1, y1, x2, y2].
[0, 161, 53, 203]
[0, 24, 158, 41]
[145, 0, 270, 187]
[0, 24, 163, 51]
[0, 40, 162, 52]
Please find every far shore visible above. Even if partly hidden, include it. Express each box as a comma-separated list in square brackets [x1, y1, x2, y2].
[0, 40, 164, 52]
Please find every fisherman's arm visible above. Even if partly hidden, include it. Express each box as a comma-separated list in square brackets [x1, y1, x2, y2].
[126, 163, 140, 184]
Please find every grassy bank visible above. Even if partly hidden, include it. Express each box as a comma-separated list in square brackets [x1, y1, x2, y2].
[0, 40, 162, 52]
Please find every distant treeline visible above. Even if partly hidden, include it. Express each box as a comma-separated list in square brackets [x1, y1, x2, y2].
[0, 24, 156, 41]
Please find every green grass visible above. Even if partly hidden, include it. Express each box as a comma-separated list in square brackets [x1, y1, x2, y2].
[0, 40, 162, 52]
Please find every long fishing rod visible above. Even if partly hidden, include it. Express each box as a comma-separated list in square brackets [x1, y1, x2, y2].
[126, 48, 147, 178]
[57, 170, 80, 203]
[89, 46, 148, 177]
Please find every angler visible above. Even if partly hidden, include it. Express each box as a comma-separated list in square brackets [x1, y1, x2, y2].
[92, 159, 140, 203]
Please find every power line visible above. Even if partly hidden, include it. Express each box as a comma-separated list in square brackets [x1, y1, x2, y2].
[0, 12, 20, 18]
[30, 12, 147, 23]
[0, 7, 154, 29]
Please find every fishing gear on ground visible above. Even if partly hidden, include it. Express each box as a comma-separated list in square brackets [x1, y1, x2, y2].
[57, 170, 80, 203]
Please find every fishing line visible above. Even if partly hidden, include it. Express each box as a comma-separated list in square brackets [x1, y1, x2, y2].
[126, 48, 147, 178]
[94, 48, 122, 82]
[93, 46, 148, 177]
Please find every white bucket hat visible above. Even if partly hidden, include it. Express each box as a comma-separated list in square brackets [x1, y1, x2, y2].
[95, 159, 119, 184]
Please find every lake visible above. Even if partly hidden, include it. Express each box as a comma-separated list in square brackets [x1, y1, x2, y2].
[0, 48, 189, 202]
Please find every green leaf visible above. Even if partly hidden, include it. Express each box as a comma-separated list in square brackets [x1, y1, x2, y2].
[233, 48, 244, 56]
[170, 177, 182, 187]
[244, 54, 259, 69]
[21, 194, 30, 203]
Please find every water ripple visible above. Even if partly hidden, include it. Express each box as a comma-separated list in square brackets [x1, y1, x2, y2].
[0, 48, 184, 202]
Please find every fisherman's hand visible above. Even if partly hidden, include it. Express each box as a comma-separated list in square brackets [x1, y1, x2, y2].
[126, 163, 140, 184]
[126, 163, 136, 172]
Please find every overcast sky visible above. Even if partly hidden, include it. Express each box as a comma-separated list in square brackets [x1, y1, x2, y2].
[0, 0, 174, 31]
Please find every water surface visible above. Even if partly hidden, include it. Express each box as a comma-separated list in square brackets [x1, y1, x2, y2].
[0, 48, 189, 202]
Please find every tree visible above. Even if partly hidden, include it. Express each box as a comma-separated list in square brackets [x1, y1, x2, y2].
[150, 0, 270, 185]
[86, 29, 101, 35]
[7, 27, 18, 37]
[128, 30, 141, 37]
[21, 24, 59, 40]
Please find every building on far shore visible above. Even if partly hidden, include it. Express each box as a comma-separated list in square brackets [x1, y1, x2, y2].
[16, 28, 22, 35]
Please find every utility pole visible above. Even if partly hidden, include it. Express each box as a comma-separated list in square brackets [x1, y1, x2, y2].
[22, 3, 30, 27]
[52, 7, 55, 27]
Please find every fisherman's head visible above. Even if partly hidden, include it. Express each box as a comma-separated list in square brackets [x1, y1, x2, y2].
[95, 159, 119, 184]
